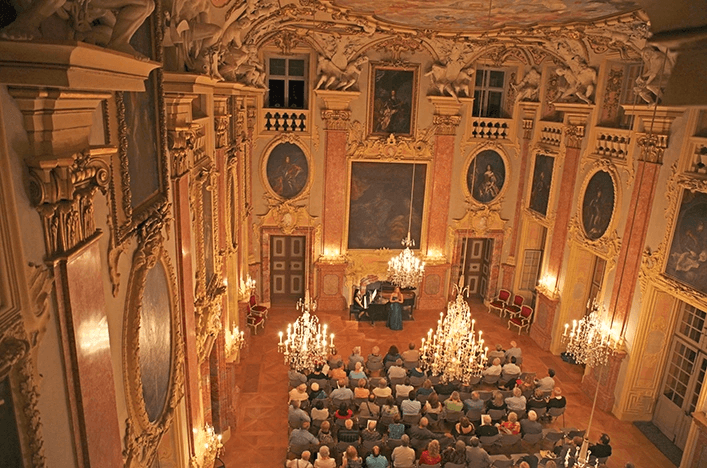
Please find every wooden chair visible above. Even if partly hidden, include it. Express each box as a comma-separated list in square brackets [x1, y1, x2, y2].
[248, 294, 268, 318]
[508, 305, 534, 334]
[246, 313, 265, 335]
[489, 289, 511, 316]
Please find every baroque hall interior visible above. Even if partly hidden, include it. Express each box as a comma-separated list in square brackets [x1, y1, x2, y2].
[2, 0, 707, 467]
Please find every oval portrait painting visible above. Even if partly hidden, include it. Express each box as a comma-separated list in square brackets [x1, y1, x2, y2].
[467, 150, 506, 203]
[265, 142, 309, 200]
[581, 170, 615, 240]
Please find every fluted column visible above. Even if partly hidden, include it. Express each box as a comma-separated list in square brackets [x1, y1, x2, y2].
[315, 90, 359, 310]
[531, 104, 593, 351]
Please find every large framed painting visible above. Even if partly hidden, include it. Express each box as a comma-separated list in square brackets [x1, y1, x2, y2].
[263, 142, 310, 201]
[665, 190, 707, 295]
[466, 149, 506, 204]
[529, 153, 554, 216]
[581, 170, 615, 240]
[348, 161, 427, 250]
[110, 9, 168, 244]
[368, 63, 419, 137]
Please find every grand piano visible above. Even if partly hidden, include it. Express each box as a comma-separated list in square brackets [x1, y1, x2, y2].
[352, 281, 416, 322]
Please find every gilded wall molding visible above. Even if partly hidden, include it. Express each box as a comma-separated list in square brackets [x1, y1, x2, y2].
[564, 123, 586, 149]
[28, 147, 111, 257]
[461, 143, 513, 211]
[637, 133, 668, 164]
[321, 109, 352, 130]
[260, 134, 315, 206]
[195, 276, 227, 363]
[433, 115, 462, 135]
[569, 216, 622, 271]
[214, 115, 231, 149]
[347, 121, 435, 161]
[122, 215, 184, 468]
[168, 126, 197, 179]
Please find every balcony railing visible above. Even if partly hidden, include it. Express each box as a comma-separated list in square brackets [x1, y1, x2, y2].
[263, 110, 309, 132]
[593, 129, 631, 160]
[539, 123, 563, 147]
[469, 117, 511, 139]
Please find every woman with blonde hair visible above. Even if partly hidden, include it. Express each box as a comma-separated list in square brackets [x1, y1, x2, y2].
[313, 446, 336, 468]
[444, 390, 464, 412]
[499, 411, 521, 435]
[419, 440, 441, 465]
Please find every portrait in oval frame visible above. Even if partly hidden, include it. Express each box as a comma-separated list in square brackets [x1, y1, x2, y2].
[262, 141, 311, 201]
[465, 149, 507, 204]
[581, 170, 615, 241]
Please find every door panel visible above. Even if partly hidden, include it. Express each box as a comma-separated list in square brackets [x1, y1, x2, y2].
[270, 235, 306, 304]
[461, 238, 493, 299]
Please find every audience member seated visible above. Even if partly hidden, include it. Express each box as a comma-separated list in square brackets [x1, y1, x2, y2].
[401, 390, 422, 415]
[476, 415, 499, 437]
[520, 410, 543, 435]
[348, 346, 365, 371]
[361, 420, 382, 442]
[341, 445, 363, 468]
[505, 387, 527, 412]
[444, 391, 465, 412]
[505, 340, 522, 363]
[328, 349, 344, 369]
[329, 362, 348, 381]
[310, 400, 329, 422]
[402, 342, 420, 364]
[409, 366, 426, 379]
[546, 387, 566, 409]
[433, 380, 456, 396]
[349, 361, 367, 381]
[307, 364, 327, 382]
[464, 391, 485, 412]
[289, 383, 309, 403]
[589, 433, 612, 460]
[330, 380, 354, 404]
[366, 346, 384, 373]
[419, 440, 442, 465]
[289, 369, 308, 387]
[338, 419, 361, 444]
[372, 379, 393, 399]
[396, 377, 414, 398]
[314, 446, 336, 468]
[388, 415, 406, 440]
[359, 394, 380, 420]
[558, 436, 584, 466]
[354, 379, 370, 399]
[418, 379, 434, 396]
[498, 411, 520, 435]
[384, 346, 403, 369]
[451, 416, 475, 439]
[334, 402, 354, 421]
[317, 421, 335, 446]
[501, 357, 521, 379]
[526, 388, 548, 412]
[485, 391, 507, 412]
[483, 358, 502, 376]
[286, 449, 313, 468]
[289, 421, 319, 446]
[442, 440, 468, 466]
[381, 396, 400, 419]
[488, 344, 505, 363]
[309, 382, 327, 401]
[391, 435, 416, 468]
[424, 393, 443, 416]
[410, 417, 437, 443]
[288, 400, 311, 428]
[535, 368, 556, 393]
[517, 456, 537, 468]
[365, 445, 389, 468]
[388, 362, 407, 380]
[465, 436, 492, 467]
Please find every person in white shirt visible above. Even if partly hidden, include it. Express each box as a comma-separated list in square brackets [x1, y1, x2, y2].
[391, 435, 416, 468]
[504, 341, 522, 363]
[401, 342, 420, 364]
[287, 450, 313, 468]
[535, 368, 556, 393]
[505, 387, 527, 412]
[372, 378, 393, 398]
[400, 390, 422, 415]
[483, 357, 502, 376]
[395, 377, 414, 398]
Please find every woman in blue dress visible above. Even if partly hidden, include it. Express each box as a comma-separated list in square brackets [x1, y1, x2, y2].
[387, 286, 404, 330]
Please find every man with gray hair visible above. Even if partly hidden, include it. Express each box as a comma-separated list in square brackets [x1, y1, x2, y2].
[465, 437, 491, 468]
[391, 434, 416, 468]
[286, 450, 313, 468]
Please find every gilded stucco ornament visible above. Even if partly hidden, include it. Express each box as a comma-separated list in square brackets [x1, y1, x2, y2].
[347, 121, 435, 161]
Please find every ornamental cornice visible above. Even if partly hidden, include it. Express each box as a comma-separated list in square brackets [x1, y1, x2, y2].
[321, 109, 352, 130]
[433, 115, 462, 135]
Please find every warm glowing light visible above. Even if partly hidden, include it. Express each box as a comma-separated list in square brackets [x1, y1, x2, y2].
[78, 317, 111, 356]
[388, 233, 426, 289]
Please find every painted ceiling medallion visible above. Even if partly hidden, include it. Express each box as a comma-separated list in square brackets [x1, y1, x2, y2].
[330, 0, 642, 32]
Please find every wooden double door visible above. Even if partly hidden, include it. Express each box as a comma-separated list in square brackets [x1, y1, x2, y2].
[461, 238, 493, 299]
[270, 235, 306, 305]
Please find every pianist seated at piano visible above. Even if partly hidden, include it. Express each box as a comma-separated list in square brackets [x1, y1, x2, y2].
[352, 284, 376, 326]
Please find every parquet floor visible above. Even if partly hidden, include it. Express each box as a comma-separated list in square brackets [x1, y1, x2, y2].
[221, 298, 673, 467]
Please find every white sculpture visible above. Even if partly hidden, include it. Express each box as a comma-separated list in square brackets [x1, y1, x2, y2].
[424, 45, 474, 101]
[164, 0, 222, 77]
[511, 68, 541, 103]
[315, 46, 369, 92]
[553, 41, 597, 105]
[1, 0, 155, 58]
[633, 46, 675, 104]
[219, 44, 265, 88]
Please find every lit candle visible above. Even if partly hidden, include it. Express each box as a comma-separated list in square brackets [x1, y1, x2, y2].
[330, 334, 335, 347]
[564, 323, 569, 336]
[279, 331, 283, 344]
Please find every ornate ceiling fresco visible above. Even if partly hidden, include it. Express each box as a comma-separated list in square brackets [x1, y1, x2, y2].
[329, 0, 643, 32]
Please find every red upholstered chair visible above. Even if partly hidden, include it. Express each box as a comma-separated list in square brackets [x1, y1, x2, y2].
[507, 305, 534, 334]
[488, 289, 511, 316]
[503, 294, 524, 318]
[246, 313, 266, 335]
[248, 294, 269, 319]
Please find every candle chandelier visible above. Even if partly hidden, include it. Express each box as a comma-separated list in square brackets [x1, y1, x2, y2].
[419, 278, 488, 384]
[388, 162, 425, 289]
[562, 299, 616, 369]
[278, 303, 335, 373]
[224, 324, 245, 362]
